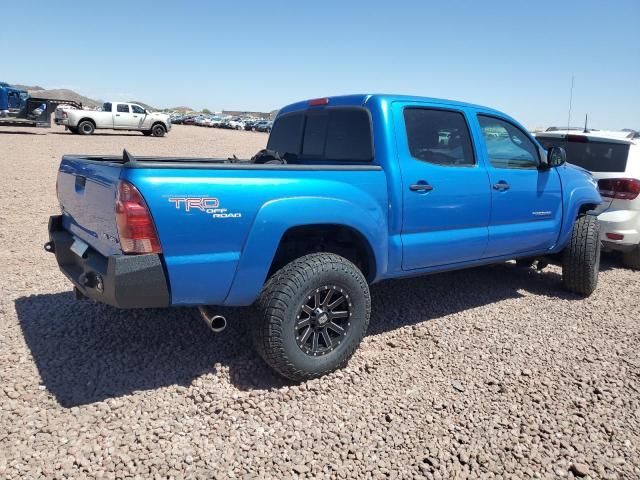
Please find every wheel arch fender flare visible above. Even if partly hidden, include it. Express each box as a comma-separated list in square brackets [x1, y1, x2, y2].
[224, 196, 388, 306]
[555, 184, 603, 251]
[77, 117, 96, 127]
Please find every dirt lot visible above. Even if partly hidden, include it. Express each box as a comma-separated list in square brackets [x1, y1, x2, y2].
[0, 124, 639, 479]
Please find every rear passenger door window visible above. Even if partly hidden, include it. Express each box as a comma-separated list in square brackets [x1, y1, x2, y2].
[117, 104, 130, 113]
[478, 115, 539, 169]
[403, 108, 475, 166]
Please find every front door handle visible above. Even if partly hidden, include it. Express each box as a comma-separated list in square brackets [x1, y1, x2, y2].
[115, 114, 121, 117]
[493, 181, 510, 191]
[410, 183, 434, 193]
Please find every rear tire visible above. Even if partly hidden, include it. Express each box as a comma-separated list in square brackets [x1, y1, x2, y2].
[151, 124, 166, 137]
[622, 246, 640, 270]
[562, 215, 601, 296]
[77, 120, 95, 135]
[253, 253, 371, 381]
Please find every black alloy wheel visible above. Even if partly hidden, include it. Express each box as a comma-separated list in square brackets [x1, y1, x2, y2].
[295, 285, 352, 357]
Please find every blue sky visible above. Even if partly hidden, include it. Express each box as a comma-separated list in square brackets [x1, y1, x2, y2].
[5, 0, 639, 129]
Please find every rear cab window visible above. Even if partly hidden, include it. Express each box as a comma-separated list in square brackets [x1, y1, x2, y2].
[536, 135, 630, 172]
[267, 108, 373, 163]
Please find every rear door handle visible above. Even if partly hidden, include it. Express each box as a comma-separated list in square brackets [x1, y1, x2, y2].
[493, 181, 510, 191]
[410, 183, 434, 193]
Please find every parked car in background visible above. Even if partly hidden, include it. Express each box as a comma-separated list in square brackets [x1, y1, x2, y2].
[254, 120, 272, 132]
[536, 130, 640, 269]
[244, 119, 259, 130]
[56, 102, 171, 137]
[182, 116, 196, 125]
[46, 94, 602, 380]
[226, 119, 245, 130]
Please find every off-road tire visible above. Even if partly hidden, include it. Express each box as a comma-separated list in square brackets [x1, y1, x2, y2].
[151, 123, 166, 137]
[622, 246, 640, 270]
[78, 120, 95, 135]
[253, 253, 371, 381]
[562, 215, 601, 296]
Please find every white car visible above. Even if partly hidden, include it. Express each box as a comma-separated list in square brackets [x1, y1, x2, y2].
[56, 102, 171, 137]
[536, 130, 640, 269]
[227, 119, 245, 130]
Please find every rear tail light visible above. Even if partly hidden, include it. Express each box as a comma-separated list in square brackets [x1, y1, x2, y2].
[115, 180, 162, 254]
[606, 233, 624, 240]
[598, 178, 640, 200]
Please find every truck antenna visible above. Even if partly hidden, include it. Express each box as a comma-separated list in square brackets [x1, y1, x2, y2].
[567, 75, 574, 131]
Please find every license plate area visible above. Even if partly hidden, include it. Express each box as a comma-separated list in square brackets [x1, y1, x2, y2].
[70, 237, 89, 259]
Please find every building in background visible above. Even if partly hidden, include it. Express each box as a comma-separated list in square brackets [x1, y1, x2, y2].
[223, 110, 271, 120]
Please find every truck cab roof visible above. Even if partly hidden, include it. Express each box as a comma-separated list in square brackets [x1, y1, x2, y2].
[278, 94, 506, 118]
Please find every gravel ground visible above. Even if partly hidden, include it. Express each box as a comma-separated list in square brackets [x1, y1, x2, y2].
[1, 124, 639, 479]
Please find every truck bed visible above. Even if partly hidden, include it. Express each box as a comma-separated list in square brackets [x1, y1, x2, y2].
[55, 150, 388, 306]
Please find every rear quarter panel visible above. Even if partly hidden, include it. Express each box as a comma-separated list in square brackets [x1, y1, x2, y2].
[125, 167, 388, 306]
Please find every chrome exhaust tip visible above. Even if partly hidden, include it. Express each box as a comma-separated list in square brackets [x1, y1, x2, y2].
[198, 306, 227, 333]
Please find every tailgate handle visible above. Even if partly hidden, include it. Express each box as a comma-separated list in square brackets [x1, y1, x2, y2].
[74, 175, 86, 192]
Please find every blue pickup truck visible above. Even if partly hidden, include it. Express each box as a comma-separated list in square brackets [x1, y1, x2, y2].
[47, 94, 602, 380]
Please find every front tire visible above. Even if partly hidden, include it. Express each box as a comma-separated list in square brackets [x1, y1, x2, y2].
[254, 253, 371, 381]
[562, 215, 601, 296]
[151, 124, 166, 137]
[622, 246, 640, 270]
[77, 120, 95, 135]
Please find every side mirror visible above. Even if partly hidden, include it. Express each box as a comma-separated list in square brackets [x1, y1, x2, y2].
[547, 146, 566, 167]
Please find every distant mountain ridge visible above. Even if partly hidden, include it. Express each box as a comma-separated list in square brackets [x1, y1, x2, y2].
[11, 84, 163, 110]
[14, 84, 103, 107]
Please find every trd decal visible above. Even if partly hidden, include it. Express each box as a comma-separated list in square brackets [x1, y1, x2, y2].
[168, 197, 242, 219]
[168, 197, 219, 211]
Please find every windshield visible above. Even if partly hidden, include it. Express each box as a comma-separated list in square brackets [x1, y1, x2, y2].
[537, 135, 630, 172]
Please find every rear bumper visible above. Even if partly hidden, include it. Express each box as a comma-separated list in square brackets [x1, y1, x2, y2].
[597, 208, 640, 251]
[46, 215, 170, 308]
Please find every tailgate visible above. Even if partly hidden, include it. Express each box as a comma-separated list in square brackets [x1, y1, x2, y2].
[57, 156, 123, 256]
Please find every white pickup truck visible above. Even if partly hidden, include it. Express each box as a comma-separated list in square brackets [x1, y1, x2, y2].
[55, 102, 171, 137]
